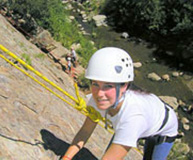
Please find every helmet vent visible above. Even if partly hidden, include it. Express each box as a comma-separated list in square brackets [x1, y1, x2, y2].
[115, 66, 122, 73]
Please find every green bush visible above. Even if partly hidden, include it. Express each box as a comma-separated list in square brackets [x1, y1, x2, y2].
[77, 73, 90, 91]
[76, 38, 97, 67]
[8, 0, 97, 66]
[103, 0, 193, 70]
[82, 0, 106, 15]
[34, 53, 45, 60]
[21, 53, 32, 66]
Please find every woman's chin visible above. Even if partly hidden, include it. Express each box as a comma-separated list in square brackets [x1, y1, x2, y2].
[97, 104, 110, 110]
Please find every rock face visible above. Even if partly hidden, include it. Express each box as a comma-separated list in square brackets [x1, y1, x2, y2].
[0, 14, 142, 160]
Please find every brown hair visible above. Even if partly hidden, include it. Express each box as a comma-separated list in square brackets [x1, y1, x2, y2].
[127, 82, 150, 94]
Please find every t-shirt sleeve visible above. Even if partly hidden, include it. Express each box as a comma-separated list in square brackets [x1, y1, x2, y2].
[113, 114, 147, 148]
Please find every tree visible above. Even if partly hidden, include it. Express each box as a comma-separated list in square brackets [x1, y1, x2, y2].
[103, 0, 193, 71]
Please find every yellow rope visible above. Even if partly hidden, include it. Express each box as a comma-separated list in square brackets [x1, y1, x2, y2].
[0, 44, 113, 133]
[0, 45, 78, 103]
[0, 53, 74, 107]
[0, 44, 143, 154]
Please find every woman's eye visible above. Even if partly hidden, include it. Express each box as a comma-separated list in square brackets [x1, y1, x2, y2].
[104, 84, 113, 89]
[91, 83, 99, 87]
[91, 82, 114, 90]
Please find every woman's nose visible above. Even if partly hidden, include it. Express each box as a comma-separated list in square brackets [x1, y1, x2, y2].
[96, 88, 105, 96]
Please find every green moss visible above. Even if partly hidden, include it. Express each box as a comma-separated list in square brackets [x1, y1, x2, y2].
[21, 53, 32, 66]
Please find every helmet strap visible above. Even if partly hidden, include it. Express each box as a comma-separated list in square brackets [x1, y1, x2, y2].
[104, 84, 124, 129]
[112, 84, 121, 109]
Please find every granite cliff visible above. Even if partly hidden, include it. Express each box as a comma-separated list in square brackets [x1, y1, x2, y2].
[0, 14, 142, 160]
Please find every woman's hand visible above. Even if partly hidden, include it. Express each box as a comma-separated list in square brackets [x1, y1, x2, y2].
[62, 117, 97, 159]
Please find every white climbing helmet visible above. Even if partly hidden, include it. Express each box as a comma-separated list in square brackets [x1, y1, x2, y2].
[85, 47, 134, 83]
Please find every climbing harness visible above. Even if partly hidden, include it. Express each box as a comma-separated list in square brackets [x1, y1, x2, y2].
[143, 103, 182, 160]
[143, 134, 182, 160]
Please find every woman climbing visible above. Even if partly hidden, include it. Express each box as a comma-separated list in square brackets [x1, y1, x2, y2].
[62, 47, 179, 160]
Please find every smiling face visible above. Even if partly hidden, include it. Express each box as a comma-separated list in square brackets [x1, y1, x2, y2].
[91, 80, 128, 110]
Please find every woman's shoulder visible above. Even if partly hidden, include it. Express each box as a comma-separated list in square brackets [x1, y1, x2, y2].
[126, 89, 159, 100]
[124, 90, 162, 110]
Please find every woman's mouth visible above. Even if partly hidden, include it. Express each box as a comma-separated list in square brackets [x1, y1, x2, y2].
[97, 98, 108, 104]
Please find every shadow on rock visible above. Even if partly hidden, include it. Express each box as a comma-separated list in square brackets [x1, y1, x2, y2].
[40, 129, 98, 160]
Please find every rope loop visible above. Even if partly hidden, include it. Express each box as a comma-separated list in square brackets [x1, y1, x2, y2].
[87, 106, 103, 123]
[75, 97, 86, 110]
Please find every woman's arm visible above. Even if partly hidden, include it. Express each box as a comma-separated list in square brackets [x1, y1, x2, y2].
[102, 143, 131, 160]
[62, 116, 97, 160]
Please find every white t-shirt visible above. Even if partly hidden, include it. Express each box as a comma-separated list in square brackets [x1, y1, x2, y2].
[87, 90, 178, 147]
